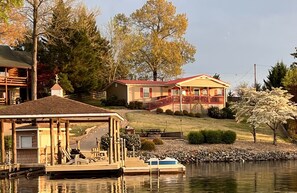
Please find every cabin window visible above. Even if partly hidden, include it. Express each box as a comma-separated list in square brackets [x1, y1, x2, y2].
[194, 89, 200, 96]
[202, 89, 208, 96]
[143, 87, 150, 98]
[20, 136, 33, 148]
[216, 89, 223, 96]
[115, 83, 117, 88]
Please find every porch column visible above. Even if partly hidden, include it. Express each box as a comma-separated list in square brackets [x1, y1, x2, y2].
[26, 69, 29, 101]
[0, 120, 5, 163]
[179, 86, 182, 111]
[207, 87, 210, 103]
[108, 118, 114, 164]
[5, 68, 8, 105]
[65, 121, 70, 151]
[12, 120, 16, 164]
[57, 120, 62, 164]
[116, 121, 121, 161]
[50, 119, 54, 165]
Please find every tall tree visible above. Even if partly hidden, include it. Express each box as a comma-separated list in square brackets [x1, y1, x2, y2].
[283, 66, 297, 102]
[263, 61, 288, 90]
[114, 0, 196, 81]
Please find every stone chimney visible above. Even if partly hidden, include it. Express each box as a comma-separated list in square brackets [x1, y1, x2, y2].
[51, 74, 63, 97]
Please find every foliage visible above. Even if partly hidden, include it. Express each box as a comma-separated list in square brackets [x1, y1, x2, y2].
[101, 133, 141, 151]
[222, 130, 237, 144]
[182, 110, 189, 116]
[141, 140, 155, 151]
[152, 138, 163, 145]
[264, 61, 288, 90]
[203, 130, 223, 144]
[174, 111, 183, 116]
[156, 108, 164, 114]
[5, 136, 12, 150]
[187, 131, 204, 144]
[101, 95, 126, 106]
[128, 101, 143, 109]
[188, 112, 195, 117]
[195, 113, 202, 118]
[112, 0, 196, 81]
[283, 66, 297, 102]
[213, 73, 220, 80]
[248, 88, 295, 145]
[0, 0, 23, 22]
[208, 106, 234, 119]
[165, 109, 174, 115]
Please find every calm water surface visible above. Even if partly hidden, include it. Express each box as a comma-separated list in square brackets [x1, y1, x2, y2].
[2, 161, 297, 193]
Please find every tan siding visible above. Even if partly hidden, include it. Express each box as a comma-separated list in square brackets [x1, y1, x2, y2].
[179, 78, 226, 87]
[128, 85, 164, 103]
[106, 82, 127, 102]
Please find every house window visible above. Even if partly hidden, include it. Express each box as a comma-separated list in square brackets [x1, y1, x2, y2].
[194, 89, 200, 96]
[143, 87, 150, 98]
[202, 89, 208, 96]
[20, 136, 33, 148]
[115, 83, 117, 88]
[216, 89, 223, 96]
[171, 89, 179, 96]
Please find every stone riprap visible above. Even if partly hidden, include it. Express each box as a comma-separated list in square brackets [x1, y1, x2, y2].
[133, 139, 297, 164]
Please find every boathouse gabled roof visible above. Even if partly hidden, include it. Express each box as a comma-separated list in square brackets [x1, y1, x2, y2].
[0, 45, 32, 69]
[0, 95, 124, 121]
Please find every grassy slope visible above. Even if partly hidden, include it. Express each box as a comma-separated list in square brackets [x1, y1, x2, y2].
[125, 110, 282, 142]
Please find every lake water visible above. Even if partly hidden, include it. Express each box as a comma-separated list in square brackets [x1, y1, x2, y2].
[2, 161, 297, 193]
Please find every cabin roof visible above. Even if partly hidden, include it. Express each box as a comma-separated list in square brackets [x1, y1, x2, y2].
[0, 45, 32, 69]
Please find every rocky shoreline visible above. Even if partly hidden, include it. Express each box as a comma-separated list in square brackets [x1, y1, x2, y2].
[136, 139, 297, 164]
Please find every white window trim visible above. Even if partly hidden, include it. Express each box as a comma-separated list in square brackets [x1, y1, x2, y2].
[143, 87, 150, 98]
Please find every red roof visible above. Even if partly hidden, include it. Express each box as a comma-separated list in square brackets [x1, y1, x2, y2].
[114, 74, 230, 87]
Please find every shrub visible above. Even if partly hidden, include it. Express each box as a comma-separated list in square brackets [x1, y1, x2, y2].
[195, 113, 201, 118]
[153, 138, 164, 145]
[128, 101, 136, 109]
[101, 133, 141, 151]
[141, 140, 156, 151]
[165, 109, 174, 115]
[174, 111, 183, 116]
[222, 130, 236, 144]
[188, 131, 204, 144]
[222, 107, 235, 119]
[188, 112, 195, 117]
[203, 130, 223, 144]
[101, 95, 126, 106]
[207, 106, 221, 118]
[5, 136, 12, 150]
[156, 108, 164, 114]
[182, 110, 189, 116]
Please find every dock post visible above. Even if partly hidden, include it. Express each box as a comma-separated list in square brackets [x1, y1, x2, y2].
[132, 146, 135, 157]
[45, 146, 48, 165]
[0, 120, 5, 163]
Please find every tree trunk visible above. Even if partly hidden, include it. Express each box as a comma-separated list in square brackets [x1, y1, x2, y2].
[273, 128, 277, 145]
[31, 0, 38, 100]
[153, 70, 157, 81]
[252, 126, 256, 143]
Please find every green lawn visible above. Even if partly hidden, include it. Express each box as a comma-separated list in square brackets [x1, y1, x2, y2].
[125, 110, 281, 142]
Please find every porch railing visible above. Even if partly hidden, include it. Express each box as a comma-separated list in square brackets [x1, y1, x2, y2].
[147, 95, 225, 110]
[0, 76, 28, 86]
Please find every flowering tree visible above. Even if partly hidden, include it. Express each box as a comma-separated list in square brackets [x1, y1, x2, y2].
[232, 88, 265, 143]
[248, 88, 295, 145]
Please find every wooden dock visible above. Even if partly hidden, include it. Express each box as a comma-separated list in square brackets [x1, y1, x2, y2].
[123, 157, 186, 175]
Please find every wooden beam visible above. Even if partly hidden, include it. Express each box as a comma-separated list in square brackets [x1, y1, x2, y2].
[5, 68, 7, 105]
[50, 119, 54, 166]
[108, 118, 113, 164]
[65, 121, 70, 151]
[116, 120, 120, 162]
[12, 120, 16, 164]
[113, 119, 118, 162]
[0, 120, 5, 163]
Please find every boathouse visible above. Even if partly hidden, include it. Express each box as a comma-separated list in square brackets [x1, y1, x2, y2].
[0, 95, 124, 167]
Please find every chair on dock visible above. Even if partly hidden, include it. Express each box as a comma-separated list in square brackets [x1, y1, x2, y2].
[62, 149, 89, 165]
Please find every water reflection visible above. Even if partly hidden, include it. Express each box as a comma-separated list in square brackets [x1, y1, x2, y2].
[2, 161, 297, 193]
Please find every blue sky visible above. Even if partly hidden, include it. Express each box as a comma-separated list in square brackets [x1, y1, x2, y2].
[84, 0, 297, 89]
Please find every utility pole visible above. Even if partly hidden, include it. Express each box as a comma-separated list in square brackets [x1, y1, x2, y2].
[254, 64, 257, 89]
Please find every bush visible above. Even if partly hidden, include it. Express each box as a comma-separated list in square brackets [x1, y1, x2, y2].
[153, 138, 164, 145]
[207, 106, 235, 119]
[174, 111, 183, 116]
[128, 101, 144, 109]
[203, 130, 223, 144]
[101, 95, 126, 106]
[141, 140, 156, 151]
[101, 133, 141, 151]
[188, 131, 205, 144]
[188, 112, 195, 117]
[207, 106, 221, 118]
[182, 110, 189, 116]
[195, 113, 201, 118]
[156, 108, 164, 114]
[5, 136, 12, 150]
[222, 130, 236, 144]
[222, 107, 235, 119]
[165, 109, 174, 115]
